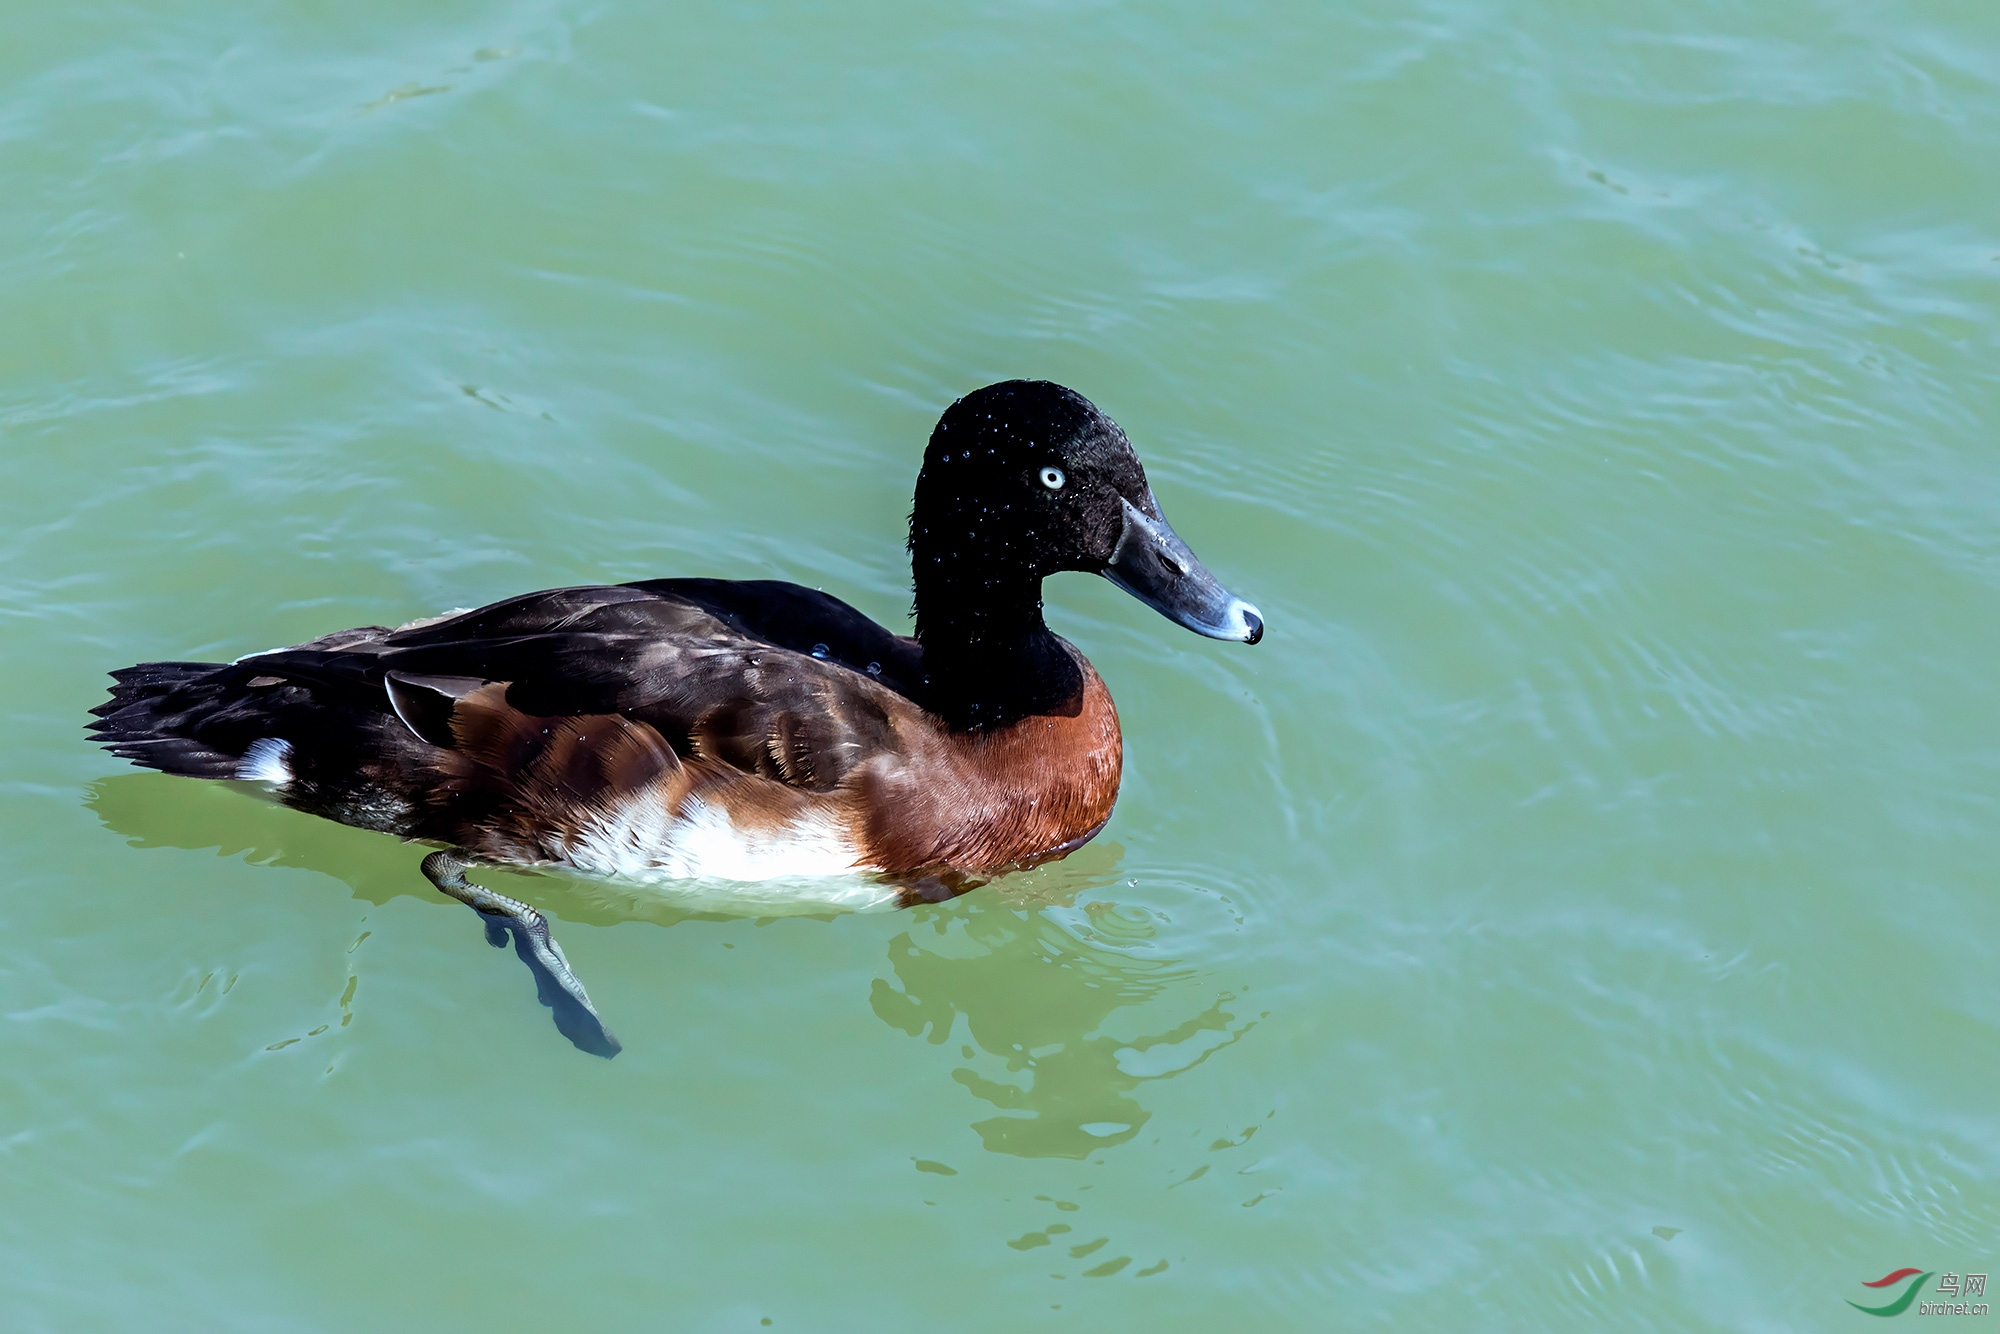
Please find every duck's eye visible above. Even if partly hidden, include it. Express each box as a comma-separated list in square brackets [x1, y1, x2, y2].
[1040, 467, 1066, 490]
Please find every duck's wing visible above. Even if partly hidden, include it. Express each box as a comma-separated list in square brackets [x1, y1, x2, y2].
[626, 578, 923, 696]
[238, 579, 925, 794]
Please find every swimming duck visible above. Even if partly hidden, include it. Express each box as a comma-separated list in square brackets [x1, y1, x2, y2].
[90, 380, 1262, 1054]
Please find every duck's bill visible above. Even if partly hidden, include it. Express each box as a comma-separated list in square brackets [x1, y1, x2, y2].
[1102, 496, 1264, 644]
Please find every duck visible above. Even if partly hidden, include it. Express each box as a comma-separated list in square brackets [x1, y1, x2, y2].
[89, 380, 1263, 1054]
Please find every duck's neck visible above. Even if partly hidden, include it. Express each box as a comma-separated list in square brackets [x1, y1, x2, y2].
[913, 574, 1084, 731]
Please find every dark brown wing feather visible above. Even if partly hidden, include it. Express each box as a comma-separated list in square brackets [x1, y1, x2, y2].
[413, 683, 684, 858]
[214, 580, 918, 797]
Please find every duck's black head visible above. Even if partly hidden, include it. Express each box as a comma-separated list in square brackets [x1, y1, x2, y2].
[909, 380, 1261, 726]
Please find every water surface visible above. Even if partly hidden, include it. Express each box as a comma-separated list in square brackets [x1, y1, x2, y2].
[5, 0, 1999, 1328]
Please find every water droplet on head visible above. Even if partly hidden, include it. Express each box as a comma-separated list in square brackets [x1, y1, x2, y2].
[866, 662, 882, 676]
[810, 643, 829, 658]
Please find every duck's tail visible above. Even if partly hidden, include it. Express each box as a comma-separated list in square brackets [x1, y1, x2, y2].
[88, 660, 259, 778]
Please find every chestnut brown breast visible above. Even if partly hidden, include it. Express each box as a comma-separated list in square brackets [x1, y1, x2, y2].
[850, 660, 1122, 877]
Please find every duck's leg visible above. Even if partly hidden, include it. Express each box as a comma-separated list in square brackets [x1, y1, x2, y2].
[420, 850, 622, 1058]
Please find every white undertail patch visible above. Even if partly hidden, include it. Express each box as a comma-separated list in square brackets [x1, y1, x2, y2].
[237, 737, 293, 785]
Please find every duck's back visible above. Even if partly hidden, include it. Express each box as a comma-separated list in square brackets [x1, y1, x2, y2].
[89, 579, 1121, 881]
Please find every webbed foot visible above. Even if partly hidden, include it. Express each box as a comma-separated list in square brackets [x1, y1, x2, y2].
[421, 850, 622, 1058]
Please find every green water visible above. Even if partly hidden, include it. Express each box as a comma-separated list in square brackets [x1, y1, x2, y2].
[6, 0, 1999, 1328]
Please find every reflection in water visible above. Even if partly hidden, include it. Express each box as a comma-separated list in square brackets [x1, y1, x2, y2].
[87, 773, 821, 927]
[88, 774, 639, 1057]
[89, 773, 443, 908]
[89, 773, 1260, 1103]
[872, 888, 1256, 1159]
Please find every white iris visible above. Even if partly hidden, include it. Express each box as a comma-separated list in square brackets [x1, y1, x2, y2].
[1040, 467, 1065, 490]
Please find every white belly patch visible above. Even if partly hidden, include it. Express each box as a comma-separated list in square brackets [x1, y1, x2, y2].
[557, 792, 888, 906]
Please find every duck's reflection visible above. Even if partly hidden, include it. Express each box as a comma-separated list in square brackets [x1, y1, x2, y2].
[89, 773, 723, 927]
[872, 865, 1255, 1159]
[89, 774, 1257, 1120]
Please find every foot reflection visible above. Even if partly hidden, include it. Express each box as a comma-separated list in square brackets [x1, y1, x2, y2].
[872, 891, 1256, 1159]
